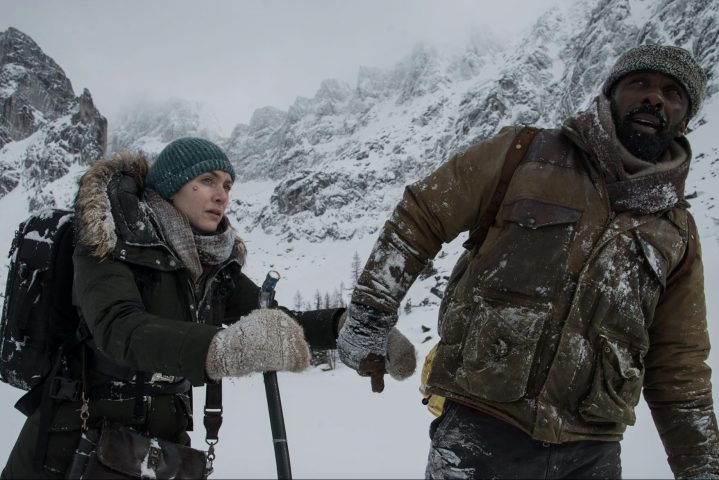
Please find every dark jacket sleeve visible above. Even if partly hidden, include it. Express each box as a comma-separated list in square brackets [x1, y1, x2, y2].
[283, 308, 344, 350]
[222, 271, 262, 322]
[73, 250, 220, 386]
[223, 271, 343, 349]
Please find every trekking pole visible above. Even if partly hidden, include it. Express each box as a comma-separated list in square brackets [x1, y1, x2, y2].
[259, 270, 292, 480]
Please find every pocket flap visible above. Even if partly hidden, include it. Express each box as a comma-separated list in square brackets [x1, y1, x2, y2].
[503, 198, 582, 229]
[96, 427, 207, 479]
[635, 231, 669, 288]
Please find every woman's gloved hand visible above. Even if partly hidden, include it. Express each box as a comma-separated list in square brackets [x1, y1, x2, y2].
[205, 308, 310, 380]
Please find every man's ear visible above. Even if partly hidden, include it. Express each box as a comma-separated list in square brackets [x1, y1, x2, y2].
[677, 118, 688, 136]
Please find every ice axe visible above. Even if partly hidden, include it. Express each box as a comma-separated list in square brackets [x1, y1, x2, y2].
[259, 270, 292, 479]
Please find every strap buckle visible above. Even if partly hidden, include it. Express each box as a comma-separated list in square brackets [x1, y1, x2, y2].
[48, 376, 82, 401]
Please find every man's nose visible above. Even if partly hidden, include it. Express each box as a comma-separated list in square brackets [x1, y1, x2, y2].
[641, 84, 666, 108]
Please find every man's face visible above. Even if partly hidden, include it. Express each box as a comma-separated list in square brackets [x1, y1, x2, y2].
[610, 71, 690, 162]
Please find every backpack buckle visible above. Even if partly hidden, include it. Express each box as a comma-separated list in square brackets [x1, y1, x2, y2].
[48, 376, 82, 401]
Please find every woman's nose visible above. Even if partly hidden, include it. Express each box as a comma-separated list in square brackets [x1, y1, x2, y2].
[214, 187, 228, 205]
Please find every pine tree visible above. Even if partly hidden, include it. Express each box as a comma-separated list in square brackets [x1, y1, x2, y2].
[293, 291, 303, 311]
[404, 300, 413, 315]
[339, 281, 347, 307]
[351, 251, 362, 287]
[332, 288, 344, 308]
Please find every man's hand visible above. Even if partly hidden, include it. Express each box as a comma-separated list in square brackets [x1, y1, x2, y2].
[337, 303, 416, 392]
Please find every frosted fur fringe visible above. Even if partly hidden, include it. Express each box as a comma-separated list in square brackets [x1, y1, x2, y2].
[75, 151, 148, 258]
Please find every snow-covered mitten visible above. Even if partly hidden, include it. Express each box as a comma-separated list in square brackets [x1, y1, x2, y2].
[386, 327, 416, 380]
[205, 308, 310, 380]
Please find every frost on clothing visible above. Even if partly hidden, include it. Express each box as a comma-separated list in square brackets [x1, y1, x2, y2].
[337, 303, 398, 370]
[426, 401, 622, 479]
[351, 123, 719, 477]
[352, 229, 425, 314]
[205, 308, 310, 380]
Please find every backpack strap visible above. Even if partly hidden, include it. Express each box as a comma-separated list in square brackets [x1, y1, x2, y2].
[204, 380, 223, 474]
[463, 126, 540, 250]
[29, 326, 89, 469]
[666, 212, 698, 287]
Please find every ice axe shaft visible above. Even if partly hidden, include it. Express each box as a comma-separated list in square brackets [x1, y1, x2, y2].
[259, 270, 292, 479]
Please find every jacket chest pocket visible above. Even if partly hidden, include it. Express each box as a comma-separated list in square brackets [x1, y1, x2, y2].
[585, 230, 669, 346]
[456, 298, 549, 402]
[131, 266, 161, 302]
[475, 198, 582, 301]
[577, 230, 668, 425]
[579, 334, 646, 426]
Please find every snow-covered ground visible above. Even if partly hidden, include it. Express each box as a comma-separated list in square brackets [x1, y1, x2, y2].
[1, 5, 719, 475]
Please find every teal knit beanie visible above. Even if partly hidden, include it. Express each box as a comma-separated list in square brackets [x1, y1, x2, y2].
[146, 137, 236, 199]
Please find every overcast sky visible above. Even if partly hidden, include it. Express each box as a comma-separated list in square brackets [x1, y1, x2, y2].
[1, 0, 570, 135]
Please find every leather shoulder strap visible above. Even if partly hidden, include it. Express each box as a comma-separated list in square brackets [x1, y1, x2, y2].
[463, 126, 540, 250]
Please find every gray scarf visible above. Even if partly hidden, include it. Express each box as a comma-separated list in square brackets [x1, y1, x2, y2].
[567, 95, 691, 214]
[145, 189, 237, 282]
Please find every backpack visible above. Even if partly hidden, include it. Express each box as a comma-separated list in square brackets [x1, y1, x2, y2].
[0, 208, 80, 392]
[0, 208, 213, 469]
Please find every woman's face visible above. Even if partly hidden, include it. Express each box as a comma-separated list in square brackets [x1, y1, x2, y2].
[170, 170, 233, 232]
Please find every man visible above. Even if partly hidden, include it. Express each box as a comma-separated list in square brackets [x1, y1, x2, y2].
[338, 44, 719, 478]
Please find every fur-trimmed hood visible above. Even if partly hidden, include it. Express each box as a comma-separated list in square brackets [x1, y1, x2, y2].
[74, 150, 246, 265]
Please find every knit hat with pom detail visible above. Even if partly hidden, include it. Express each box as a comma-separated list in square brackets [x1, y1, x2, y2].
[147, 137, 236, 199]
[602, 44, 707, 120]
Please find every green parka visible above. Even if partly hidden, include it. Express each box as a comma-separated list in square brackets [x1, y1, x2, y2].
[352, 125, 719, 477]
[3, 152, 341, 478]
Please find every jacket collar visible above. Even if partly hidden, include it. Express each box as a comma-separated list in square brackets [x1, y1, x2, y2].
[564, 95, 691, 215]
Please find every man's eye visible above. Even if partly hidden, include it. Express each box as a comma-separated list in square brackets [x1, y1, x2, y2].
[666, 87, 682, 99]
[224, 184, 232, 192]
[202, 177, 214, 185]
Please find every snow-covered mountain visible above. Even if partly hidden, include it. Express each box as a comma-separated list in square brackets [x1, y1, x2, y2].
[0, 27, 106, 211]
[61, 0, 717, 247]
[223, 0, 718, 243]
[1, 1, 719, 477]
[109, 97, 224, 156]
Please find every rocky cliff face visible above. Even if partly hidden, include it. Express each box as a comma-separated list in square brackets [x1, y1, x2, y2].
[99, 0, 719, 243]
[220, 0, 717, 242]
[0, 27, 107, 210]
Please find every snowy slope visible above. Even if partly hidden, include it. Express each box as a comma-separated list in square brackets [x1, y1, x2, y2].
[1, 0, 719, 478]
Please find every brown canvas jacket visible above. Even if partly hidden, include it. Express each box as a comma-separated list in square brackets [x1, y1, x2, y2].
[352, 126, 719, 477]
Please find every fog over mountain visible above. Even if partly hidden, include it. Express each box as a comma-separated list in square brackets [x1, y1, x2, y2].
[0, 0, 718, 477]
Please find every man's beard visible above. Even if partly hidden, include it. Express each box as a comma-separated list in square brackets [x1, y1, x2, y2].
[610, 100, 682, 162]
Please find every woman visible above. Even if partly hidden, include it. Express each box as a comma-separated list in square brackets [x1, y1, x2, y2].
[2, 137, 342, 478]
